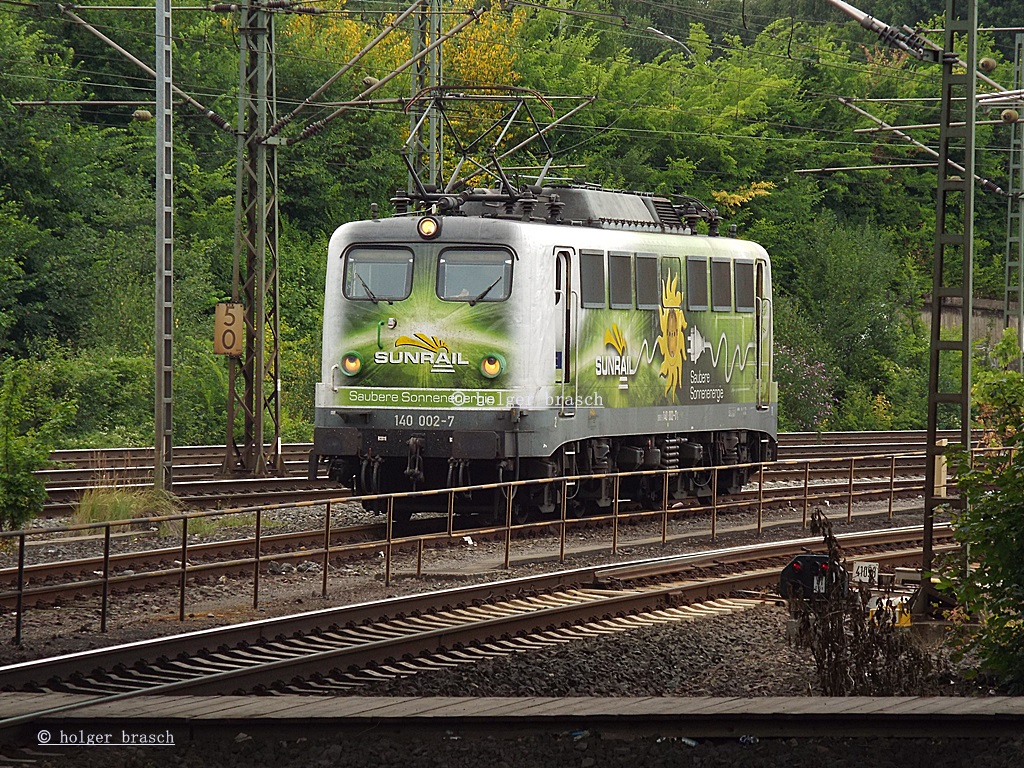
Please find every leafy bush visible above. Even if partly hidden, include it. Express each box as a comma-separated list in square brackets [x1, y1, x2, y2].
[944, 329, 1024, 691]
[775, 343, 836, 431]
[0, 358, 74, 529]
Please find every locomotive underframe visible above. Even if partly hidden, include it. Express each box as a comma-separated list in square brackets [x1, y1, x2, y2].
[311, 402, 777, 519]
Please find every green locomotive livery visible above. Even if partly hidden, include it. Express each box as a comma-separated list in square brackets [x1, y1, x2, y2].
[312, 186, 777, 519]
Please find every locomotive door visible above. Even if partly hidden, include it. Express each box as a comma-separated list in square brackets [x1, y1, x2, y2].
[554, 248, 577, 417]
[755, 259, 772, 409]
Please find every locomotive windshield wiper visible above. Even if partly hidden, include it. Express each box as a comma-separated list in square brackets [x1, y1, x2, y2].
[353, 271, 379, 304]
[468, 276, 502, 306]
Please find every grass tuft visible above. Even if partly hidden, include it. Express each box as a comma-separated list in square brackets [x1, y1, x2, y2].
[73, 484, 180, 526]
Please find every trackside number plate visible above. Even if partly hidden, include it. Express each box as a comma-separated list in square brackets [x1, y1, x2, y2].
[853, 561, 879, 584]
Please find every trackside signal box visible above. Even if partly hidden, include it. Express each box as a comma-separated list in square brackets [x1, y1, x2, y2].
[779, 554, 845, 600]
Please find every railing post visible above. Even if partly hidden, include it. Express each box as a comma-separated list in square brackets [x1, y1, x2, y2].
[802, 462, 810, 528]
[385, 496, 394, 587]
[757, 463, 765, 535]
[447, 487, 455, 537]
[321, 500, 331, 598]
[416, 538, 424, 578]
[252, 509, 261, 609]
[888, 455, 896, 519]
[179, 516, 189, 621]
[559, 479, 568, 563]
[15, 532, 26, 645]
[612, 475, 620, 555]
[661, 470, 669, 545]
[711, 467, 718, 542]
[504, 483, 513, 570]
[847, 457, 855, 523]
[100, 523, 111, 633]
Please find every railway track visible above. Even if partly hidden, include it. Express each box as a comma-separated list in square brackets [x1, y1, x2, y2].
[0, 525, 951, 708]
[1, 463, 931, 615]
[37, 430, 969, 514]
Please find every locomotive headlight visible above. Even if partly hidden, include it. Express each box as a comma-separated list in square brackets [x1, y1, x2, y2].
[480, 353, 505, 379]
[417, 216, 441, 239]
[341, 351, 363, 377]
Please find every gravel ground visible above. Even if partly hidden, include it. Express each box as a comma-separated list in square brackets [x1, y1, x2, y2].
[8, 499, 1019, 767]
[17, 603, 1020, 768]
[2, 499, 935, 665]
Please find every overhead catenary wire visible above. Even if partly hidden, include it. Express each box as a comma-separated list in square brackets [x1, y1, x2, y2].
[838, 97, 1005, 195]
[6, 0, 1012, 171]
[795, 162, 939, 173]
[56, 3, 233, 131]
[287, 6, 485, 144]
[4, 0, 950, 144]
[265, 0, 425, 139]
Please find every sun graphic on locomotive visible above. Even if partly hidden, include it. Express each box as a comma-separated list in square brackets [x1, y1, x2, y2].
[657, 271, 687, 402]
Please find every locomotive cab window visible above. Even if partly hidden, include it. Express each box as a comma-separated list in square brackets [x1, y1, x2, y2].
[436, 247, 513, 303]
[711, 258, 732, 311]
[735, 260, 755, 312]
[343, 247, 414, 302]
[685, 256, 709, 311]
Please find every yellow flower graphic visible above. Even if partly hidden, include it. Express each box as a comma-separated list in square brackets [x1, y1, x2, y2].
[656, 273, 687, 402]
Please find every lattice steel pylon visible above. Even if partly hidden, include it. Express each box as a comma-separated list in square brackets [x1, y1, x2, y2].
[921, 0, 977, 610]
[223, 3, 284, 475]
[1005, 34, 1024, 369]
[154, 0, 174, 490]
[408, 0, 443, 188]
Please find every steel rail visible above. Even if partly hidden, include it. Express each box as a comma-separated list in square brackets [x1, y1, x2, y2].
[1, 467, 928, 610]
[1, 447, 953, 633]
[38, 448, 932, 516]
[0, 525, 952, 719]
[38, 429, 967, 489]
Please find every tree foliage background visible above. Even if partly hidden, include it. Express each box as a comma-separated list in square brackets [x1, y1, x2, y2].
[0, 0, 1020, 452]
[945, 330, 1024, 692]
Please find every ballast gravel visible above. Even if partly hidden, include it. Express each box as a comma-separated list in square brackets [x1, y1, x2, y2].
[23, 603, 1021, 768]
[6, 501, 1020, 767]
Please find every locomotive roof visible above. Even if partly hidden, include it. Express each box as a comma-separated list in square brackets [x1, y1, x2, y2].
[389, 185, 730, 237]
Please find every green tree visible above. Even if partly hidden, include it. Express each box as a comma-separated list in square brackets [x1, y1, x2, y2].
[946, 330, 1024, 691]
[0, 359, 74, 529]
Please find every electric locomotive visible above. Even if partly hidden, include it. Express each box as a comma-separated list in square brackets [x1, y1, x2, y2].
[310, 185, 777, 519]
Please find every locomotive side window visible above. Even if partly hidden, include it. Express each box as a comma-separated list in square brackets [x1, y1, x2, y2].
[580, 250, 606, 308]
[685, 256, 708, 311]
[735, 260, 755, 312]
[343, 247, 414, 302]
[436, 247, 513, 303]
[711, 258, 732, 311]
[635, 253, 659, 309]
[609, 252, 633, 309]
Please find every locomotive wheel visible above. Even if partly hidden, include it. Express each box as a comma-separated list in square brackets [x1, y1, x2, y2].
[715, 468, 745, 496]
[388, 507, 413, 525]
[511, 501, 533, 525]
[564, 499, 585, 519]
